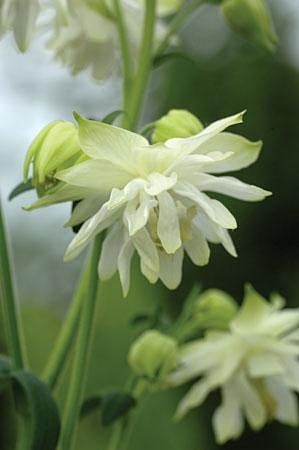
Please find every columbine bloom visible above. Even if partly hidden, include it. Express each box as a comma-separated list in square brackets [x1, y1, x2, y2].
[169, 285, 299, 444]
[28, 111, 270, 296]
[0, 0, 40, 51]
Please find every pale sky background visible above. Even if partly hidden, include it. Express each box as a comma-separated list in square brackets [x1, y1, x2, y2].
[0, 0, 298, 303]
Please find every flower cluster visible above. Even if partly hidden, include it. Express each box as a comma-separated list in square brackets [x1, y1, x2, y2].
[169, 285, 299, 443]
[26, 110, 270, 296]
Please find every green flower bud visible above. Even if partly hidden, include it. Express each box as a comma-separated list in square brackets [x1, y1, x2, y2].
[152, 109, 204, 144]
[23, 121, 85, 196]
[193, 289, 238, 330]
[128, 330, 178, 382]
[221, 0, 278, 52]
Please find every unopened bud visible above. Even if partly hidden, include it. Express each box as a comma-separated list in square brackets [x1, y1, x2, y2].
[193, 289, 238, 330]
[152, 109, 204, 144]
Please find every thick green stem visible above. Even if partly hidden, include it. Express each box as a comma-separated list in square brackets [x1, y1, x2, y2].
[126, 0, 157, 131]
[156, 0, 205, 57]
[0, 200, 27, 369]
[42, 261, 91, 389]
[59, 235, 103, 450]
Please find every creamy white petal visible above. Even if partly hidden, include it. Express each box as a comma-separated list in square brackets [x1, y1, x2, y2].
[196, 213, 237, 257]
[266, 376, 299, 426]
[106, 179, 146, 210]
[261, 310, 299, 338]
[246, 352, 284, 378]
[56, 159, 133, 191]
[98, 222, 125, 281]
[213, 383, 244, 444]
[117, 237, 135, 297]
[124, 193, 157, 236]
[66, 196, 106, 227]
[75, 114, 148, 169]
[13, 0, 39, 52]
[145, 172, 177, 196]
[282, 357, 299, 391]
[196, 174, 271, 202]
[184, 225, 210, 266]
[132, 228, 160, 275]
[159, 247, 183, 290]
[197, 132, 262, 173]
[175, 377, 216, 419]
[157, 191, 181, 254]
[236, 371, 267, 430]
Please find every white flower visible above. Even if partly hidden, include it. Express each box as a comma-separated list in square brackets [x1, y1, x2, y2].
[169, 285, 299, 444]
[0, 0, 40, 51]
[29, 111, 270, 296]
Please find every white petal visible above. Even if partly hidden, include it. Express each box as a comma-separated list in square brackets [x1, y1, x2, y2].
[159, 247, 184, 290]
[66, 196, 105, 227]
[75, 114, 148, 169]
[107, 179, 146, 210]
[196, 174, 271, 201]
[56, 159, 133, 191]
[282, 357, 299, 392]
[196, 213, 237, 257]
[132, 228, 160, 275]
[261, 310, 299, 338]
[213, 383, 244, 444]
[197, 132, 262, 173]
[117, 236, 135, 297]
[184, 225, 210, 266]
[166, 111, 245, 156]
[145, 172, 177, 196]
[266, 376, 299, 426]
[98, 222, 125, 281]
[246, 352, 284, 377]
[13, 0, 39, 52]
[157, 191, 181, 254]
[175, 377, 215, 419]
[124, 192, 156, 236]
[236, 371, 267, 430]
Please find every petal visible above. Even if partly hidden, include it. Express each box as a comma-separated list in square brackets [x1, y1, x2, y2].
[98, 222, 125, 281]
[159, 247, 184, 290]
[261, 310, 299, 338]
[157, 191, 181, 254]
[184, 225, 210, 266]
[198, 132, 262, 173]
[117, 236, 135, 297]
[266, 376, 299, 426]
[212, 383, 244, 444]
[175, 377, 215, 420]
[196, 174, 271, 201]
[75, 113, 148, 170]
[236, 371, 267, 430]
[145, 172, 177, 196]
[246, 352, 284, 378]
[196, 213, 237, 257]
[282, 357, 299, 392]
[56, 159, 133, 191]
[13, 0, 39, 52]
[66, 196, 105, 227]
[132, 228, 160, 275]
[165, 111, 245, 156]
[124, 192, 157, 236]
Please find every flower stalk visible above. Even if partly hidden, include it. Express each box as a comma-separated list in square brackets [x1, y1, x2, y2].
[0, 199, 27, 369]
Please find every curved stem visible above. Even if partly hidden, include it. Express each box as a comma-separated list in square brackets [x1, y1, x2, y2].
[156, 0, 205, 57]
[42, 261, 90, 389]
[0, 199, 27, 369]
[59, 235, 103, 450]
[126, 0, 157, 131]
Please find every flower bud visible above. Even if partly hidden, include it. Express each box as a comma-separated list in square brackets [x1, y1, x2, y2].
[23, 121, 84, 196]
[193, 289, 238, 330]
[152, 109, 204, 144]
[221, 0, 278, 53]
[128, 330, 178, 382]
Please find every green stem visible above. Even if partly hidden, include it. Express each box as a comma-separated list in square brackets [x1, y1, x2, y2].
[42, 261, 91, 389]
[156, 0, 205, 57]
[59, 235, 103, 450]
[0, 200, 27, 369]
[126, 0, 157, 131]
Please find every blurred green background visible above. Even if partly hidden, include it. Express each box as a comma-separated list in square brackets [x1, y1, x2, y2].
[0, 1, 299, 449]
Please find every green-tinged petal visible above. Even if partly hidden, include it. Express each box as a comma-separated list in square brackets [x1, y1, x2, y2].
[165, 111, 245, 156]
[132, 228, 160, 275]
[197, 174, 272, 201]
[261, 310, 299, 338]
[282, 357, 299, 392]
[199, 132, 262, 173]
[196, 213, 237, 257]
[66, 196, 105, 227]
[74, 113, 148, 168]
[175, 377, 215, 420]
[184, 225, 210, 266]
[236, 371, 267, 430]
[266, 377, 299, 426]
[157, 191, 181, 254]
[246, 352, 284, 378]
[213, 384, 244, 444]
[117, 237, 135, 297]
[159, 247, 184, 290]
[98, 222, 125, 281]
[56, 159, 133, 191]
[124, 193, 157, 236]
[145, 172, 177, 196]
[13, 0, 39, 52]
[231, 284, 271, 332]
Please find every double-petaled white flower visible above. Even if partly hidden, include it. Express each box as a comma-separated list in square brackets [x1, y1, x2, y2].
[29, 111, 270, 296]
[0, 0, 40, 51]
[169, 286, 299, 444]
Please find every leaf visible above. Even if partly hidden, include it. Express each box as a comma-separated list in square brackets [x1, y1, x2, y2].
[8, 179, 33, 201]
[102, 110, 123, 125]
[153, 52, 195, 69]
[0, 358, 60, 450]
[80, 396, 102, 418]
[101, 392, 136, 427]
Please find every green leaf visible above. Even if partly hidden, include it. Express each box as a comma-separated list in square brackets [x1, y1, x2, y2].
[8, 180, 33, 201]
[102, 110, 123, 125]
[80, 396, 102, 418]
[101, 392, 136, 427]
[0, 358, 60, 450]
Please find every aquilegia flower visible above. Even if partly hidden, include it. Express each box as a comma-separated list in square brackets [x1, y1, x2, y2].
[169, 285, 299, 444]
[27, 110, 270, 296]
